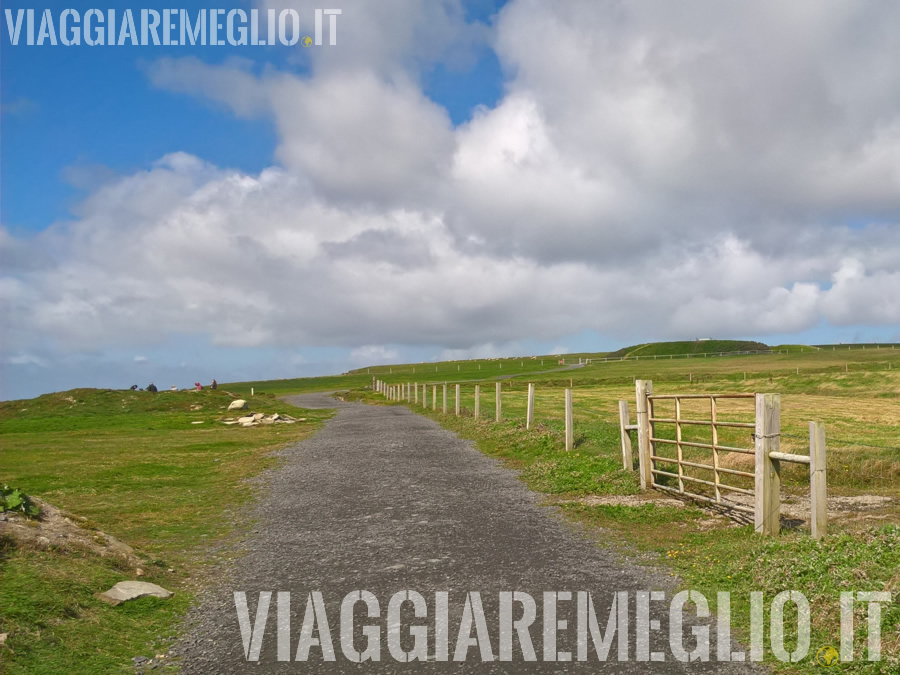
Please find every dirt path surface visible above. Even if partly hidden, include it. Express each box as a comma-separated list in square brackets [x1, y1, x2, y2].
[176, 394, 759, 673]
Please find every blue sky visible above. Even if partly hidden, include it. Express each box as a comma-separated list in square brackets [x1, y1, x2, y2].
[2, 1, 899, 400]
[2, 1, 504, 230]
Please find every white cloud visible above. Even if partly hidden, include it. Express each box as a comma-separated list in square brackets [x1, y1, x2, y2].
[4, 354, 49, 368]
[3, 0, 900, 398]
[349, 345, 400, 364]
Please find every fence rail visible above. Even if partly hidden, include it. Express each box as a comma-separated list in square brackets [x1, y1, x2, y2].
[371, 375, 829, 538]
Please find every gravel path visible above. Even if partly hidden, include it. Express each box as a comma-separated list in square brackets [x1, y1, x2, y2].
[176, 394, 759, 673]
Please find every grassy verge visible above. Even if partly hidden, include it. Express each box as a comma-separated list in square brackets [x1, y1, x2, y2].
[350, 387, 899, 673]
[0, 388, 331, 673]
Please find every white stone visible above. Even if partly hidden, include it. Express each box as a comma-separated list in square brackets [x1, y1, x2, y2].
[227, 399, 247, 411]
[237, 416, 255, 424]
[97, 581, 173, 606]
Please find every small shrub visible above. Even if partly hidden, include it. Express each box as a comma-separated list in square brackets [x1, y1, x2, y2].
[1, 485, 41, 518]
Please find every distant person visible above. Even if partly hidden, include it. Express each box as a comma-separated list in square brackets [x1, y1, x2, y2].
[195, 382, 202, 391]
[210, 379, 217, 390]
[129, 384, 138, 391]
[170, 385, 177, 391]
[147, 382, 158, 392]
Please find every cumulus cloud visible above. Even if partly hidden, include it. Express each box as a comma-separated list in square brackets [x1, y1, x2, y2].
[3, 0, 900, 398]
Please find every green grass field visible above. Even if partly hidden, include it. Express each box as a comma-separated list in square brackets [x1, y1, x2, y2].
[2, 339, 897, 672]
[341, 341, 899, 673]
[358, 344, 900, 496]
[345, 380, 899, 672]
[0, 388, 330, 673]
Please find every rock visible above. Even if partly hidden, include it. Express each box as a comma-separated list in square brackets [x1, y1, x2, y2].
[240, 422, 257, 427]
[97, 581, 173, 606]
[237, 416, 255, 424]
[0, 514, 7, 522]
[270, 413, 281, 421]
[190, 421, 204, 425]
[252, 413, 265, 421]
[223, 421, 239, 425]
[2, 497, 142, 564]
[0, 633, 7, 646]
[136, 568, 144, 576]
[227, 399, 247, 411]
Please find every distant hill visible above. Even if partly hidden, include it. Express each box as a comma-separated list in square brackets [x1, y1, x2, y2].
[607, 340, 770, 359]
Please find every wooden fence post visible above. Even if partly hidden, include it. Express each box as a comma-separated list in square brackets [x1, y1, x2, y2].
[810, 421, 827, 540]
[618, 400, 633, 470]
[635, 380, 653, 490]
[496, 382, 502, 421]
[565, 388, 573, 451]
[414, 383, 418, 404]
[754, 393, 781, 536]
[474, 385, 480, 420]
[455, 384, 460, 416]
[422, 384, 427, 408]
[432, 385, 437, 411]
[407, 382, 411, 402]
[442, 384, 447, 414]
[526, 383, 535, 430]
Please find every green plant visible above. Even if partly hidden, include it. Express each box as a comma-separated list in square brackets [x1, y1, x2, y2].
[1, 484, 41, 518]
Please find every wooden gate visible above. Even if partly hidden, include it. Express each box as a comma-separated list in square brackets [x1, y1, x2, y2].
[631, 380, 828, 538]
[635, 381, 758, 517]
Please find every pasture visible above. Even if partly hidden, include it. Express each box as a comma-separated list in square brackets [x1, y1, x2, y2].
[349, 342, 900, 672]
[0, 388, 329, 673]
[364, 344, 900, 498]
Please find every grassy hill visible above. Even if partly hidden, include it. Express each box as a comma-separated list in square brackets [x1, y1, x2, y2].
[0, 388, 329, 672]
[608, 339, 770, 358]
